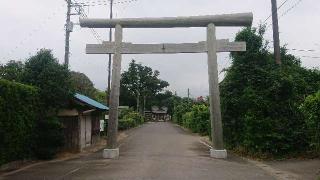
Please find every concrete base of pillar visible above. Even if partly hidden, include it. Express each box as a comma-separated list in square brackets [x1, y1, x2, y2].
[102, 148, 119, 159]
[210, 149, 227, 159]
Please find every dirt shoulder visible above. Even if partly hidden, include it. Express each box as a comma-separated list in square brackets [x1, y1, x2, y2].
[265, 159, 320, 180]
[199, 135, 320, 180]
[0, 129, 132, 177]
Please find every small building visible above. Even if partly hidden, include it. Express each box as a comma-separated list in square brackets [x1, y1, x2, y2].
[58, 93, 108, 152]
[151, 106, 170, 122]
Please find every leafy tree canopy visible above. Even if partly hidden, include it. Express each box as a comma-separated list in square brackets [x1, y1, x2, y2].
[120, 60, 169, 112]
[22, 49, 74, 114]
[70, 71, 96, 98]
[220, 25, 320, 157]
[0, 60, 24, 82]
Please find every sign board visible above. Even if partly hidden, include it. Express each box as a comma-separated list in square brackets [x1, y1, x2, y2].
[100, 120, 105, 132]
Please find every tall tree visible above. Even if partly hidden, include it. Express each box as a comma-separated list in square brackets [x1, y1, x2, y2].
[220, 26, 320, 156]
[0, 60, 24, 82]
[120, 60, 169, 113]
[22, 49, 74, 114]
[70, 71, 96, 98]
[3, 49, 74, 159]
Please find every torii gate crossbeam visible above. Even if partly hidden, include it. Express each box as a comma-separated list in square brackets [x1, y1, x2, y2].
[80, 13, 253, 159]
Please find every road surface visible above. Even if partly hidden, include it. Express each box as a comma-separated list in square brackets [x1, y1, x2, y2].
[2, 122, 275, 180]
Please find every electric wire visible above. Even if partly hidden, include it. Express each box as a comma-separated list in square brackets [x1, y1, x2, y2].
[71, 0, 138, 7]
[266, 0, 303, 28]
[264, 0, 292, 23]
[72, 0, 103, 43]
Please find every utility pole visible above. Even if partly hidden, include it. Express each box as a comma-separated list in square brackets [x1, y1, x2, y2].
[64, 0, 72, 66]
[106, 0, 114, 106]
[187, 88, 190, 102]
[271, 0, 281, 65]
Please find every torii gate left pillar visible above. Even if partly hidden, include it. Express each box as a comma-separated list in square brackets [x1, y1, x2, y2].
[80, 13, 253, 159]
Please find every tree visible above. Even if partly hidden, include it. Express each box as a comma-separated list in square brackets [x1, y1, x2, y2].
[22, 49, 74, 114]
[148, 90, 175, 115]
[220, 26, 320, 157]
[95, 89, 107, 104]
[21, 49, 74, 159]
[120, 60, 169, 113]
[70, 71, 96, 98]
[0, 60, 24, 82]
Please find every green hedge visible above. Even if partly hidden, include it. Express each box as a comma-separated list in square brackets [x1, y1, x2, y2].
[173, 103, 211, 136]
[173, 102, 192, 125]
[300, 91, 320, 152]
[0, 79, 39, 165]
[119, 111, 144, 130]
[34, 117, 64, 160]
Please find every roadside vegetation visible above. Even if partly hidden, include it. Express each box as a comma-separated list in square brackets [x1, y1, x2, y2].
[0, 51, 169, 166]
[0, 50, 111, 165]
[120, 60, 170, 114]
[0, 80, 39, 165]
[0, 50, 72, 164]
[118, 109, 145, 130]
[173, 26, 320, 159]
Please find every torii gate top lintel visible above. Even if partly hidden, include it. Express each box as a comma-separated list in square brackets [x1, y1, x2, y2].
[80, 12, 253, 28]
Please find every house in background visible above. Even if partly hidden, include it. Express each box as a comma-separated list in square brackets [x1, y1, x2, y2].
[151, 106, 170, 122]
[58, 93, 108, 152]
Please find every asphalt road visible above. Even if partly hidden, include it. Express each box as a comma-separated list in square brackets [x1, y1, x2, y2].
[3, 122, 275, 180]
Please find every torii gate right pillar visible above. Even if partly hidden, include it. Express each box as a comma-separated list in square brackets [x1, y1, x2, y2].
[207, 23, 226, 158]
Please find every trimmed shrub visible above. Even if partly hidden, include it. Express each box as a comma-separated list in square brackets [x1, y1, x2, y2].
[118, 110, 144, 130]
[176, 103, 211, 136]
[192, 104, 210, 136]
[124, 112, 144, 125]
[182, 112, 194, 130]
[173, 102, 192, 125]
[0, 79, 39, 165]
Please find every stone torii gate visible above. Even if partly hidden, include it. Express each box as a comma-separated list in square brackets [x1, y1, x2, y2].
[80, 13, 253, 159]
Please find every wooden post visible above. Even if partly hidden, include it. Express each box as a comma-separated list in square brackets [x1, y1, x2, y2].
[271, 0, 282, 65]
[207, 23, 224, 151]
[107, 24, 122, 149]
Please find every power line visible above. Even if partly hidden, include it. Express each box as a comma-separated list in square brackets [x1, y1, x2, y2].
[301, 56, 320, 59]
[268, 46, 319, 53]
[278, 0, 303, 19]
[266, 0, 303, 28]
[264, 0, 291, 23]
[72, 0, 103, 43]
[71, 0, 138, 6]
[290, 48, 317, 52]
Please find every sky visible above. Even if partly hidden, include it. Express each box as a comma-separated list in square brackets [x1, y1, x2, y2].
[0, 0, 319, 97]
